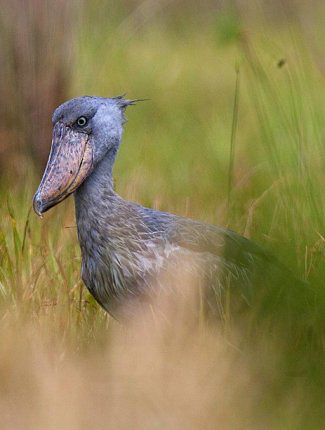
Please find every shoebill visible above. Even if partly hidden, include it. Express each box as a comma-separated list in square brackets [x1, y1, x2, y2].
[33, 96, 297, 320]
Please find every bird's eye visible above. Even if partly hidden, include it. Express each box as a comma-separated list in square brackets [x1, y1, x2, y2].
[76, 116, 87, 127]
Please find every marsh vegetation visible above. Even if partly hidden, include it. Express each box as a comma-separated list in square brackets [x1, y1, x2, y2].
[0, 1, 324, 428]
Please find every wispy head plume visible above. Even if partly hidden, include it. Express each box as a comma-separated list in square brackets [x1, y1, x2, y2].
[112, 94, 149, 110]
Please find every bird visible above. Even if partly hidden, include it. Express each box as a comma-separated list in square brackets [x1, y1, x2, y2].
[33, 95, 298, 320]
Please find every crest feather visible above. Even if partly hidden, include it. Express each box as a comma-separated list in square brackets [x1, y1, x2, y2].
[112, 95, 148, 110]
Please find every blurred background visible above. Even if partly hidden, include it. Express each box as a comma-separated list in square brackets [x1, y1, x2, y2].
[0, 0, 324, 429]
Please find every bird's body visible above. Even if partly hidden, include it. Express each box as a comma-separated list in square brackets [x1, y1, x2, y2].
[74, 149, 278, 318]
[33, 96, 294, 319]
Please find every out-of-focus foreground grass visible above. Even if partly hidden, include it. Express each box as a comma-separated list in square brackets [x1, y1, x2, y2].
[0, 1, 324, 429]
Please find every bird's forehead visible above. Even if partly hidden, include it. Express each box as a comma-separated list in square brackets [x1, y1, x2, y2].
[52, 96, 119, 125]
[52, 97, 103, 124]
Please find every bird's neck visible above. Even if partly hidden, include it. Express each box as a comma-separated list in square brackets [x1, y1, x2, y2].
[74, 146, 124, 230]
[75, 146, 117, 205]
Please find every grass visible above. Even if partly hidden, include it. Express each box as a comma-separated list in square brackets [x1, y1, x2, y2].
[0, 2, 324, 429]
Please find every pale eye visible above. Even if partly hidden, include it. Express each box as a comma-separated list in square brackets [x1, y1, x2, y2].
[77, 116, 87, 127]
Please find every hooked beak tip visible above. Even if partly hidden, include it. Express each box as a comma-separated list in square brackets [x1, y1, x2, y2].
[33, 193, 44, 218]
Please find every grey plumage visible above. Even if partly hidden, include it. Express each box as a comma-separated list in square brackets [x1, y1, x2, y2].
[33, 95, 296, 319]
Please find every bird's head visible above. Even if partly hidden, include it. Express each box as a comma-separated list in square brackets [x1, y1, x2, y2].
[33, 95, 137, 216]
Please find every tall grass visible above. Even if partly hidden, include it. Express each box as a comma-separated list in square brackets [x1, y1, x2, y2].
[0, 1, 324, 429]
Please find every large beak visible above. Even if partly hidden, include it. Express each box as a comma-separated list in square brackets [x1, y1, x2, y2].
[33, 122, 93, 216]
